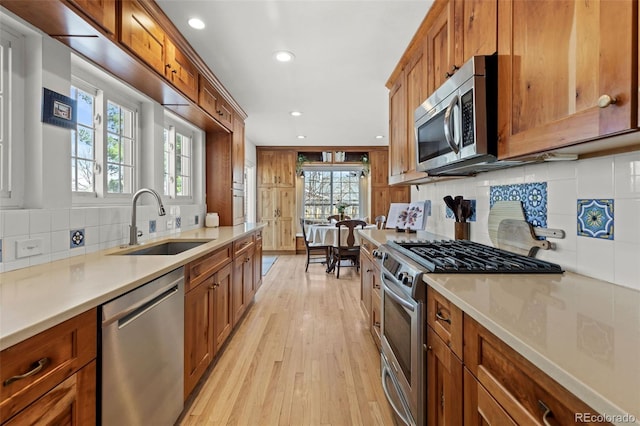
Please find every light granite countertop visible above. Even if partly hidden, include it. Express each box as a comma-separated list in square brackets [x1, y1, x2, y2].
[359, 229, 640, 425]
[0, 223, 265, 351]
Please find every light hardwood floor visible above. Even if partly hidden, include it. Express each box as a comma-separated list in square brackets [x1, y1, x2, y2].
[180, 254, 396, 426]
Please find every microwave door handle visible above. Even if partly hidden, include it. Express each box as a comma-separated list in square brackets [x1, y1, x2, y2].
[443, 94, 460, 154]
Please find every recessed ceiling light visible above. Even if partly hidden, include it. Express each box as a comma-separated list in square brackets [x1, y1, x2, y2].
[375, 135, 384, 139]
[274, 51, 295, 62]
[297, 135, 306, 139]
[188, 18, 205, 30]
[290, 111, 302, 117]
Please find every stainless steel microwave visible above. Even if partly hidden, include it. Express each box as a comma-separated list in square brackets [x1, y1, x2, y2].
[415, 55, 519, 176]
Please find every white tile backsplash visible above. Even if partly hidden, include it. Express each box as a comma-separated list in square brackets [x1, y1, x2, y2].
[415, 150, 640, 290]
[0, 203, 205, 270]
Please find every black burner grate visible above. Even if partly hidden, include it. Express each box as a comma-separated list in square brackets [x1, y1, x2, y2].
[388, 240, 563, 273]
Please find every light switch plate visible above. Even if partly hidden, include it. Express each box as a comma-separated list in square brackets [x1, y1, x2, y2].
[16, 238, 44, 258]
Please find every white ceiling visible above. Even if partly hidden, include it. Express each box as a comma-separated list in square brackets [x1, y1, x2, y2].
[156, 0, 433, 147]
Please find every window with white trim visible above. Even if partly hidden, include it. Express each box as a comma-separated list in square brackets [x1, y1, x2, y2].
[0, 26, 24, 202]
[70, 73, 139, 199]
[303, 170, 362, 219]
[163, 118, 193, 199]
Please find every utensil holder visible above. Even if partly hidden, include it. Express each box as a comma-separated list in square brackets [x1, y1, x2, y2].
[454, 222, 470, 240]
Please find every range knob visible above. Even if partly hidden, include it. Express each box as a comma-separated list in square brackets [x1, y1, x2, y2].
[402, 274, 413, 286]
[372, 250, 384, 259]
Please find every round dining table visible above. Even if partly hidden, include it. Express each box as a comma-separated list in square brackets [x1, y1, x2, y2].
[305, 223, 377, 273]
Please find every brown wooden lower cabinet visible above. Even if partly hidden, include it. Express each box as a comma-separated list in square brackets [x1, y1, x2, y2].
[0, 309, 97, 423]
[464, 367, 516, 426]
[3, 361, 96, 426]
[426, 326, 463, 426]
[463, 314, 612, 426]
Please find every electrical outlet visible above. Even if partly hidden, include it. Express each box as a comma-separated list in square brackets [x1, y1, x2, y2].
[166, 219, 174, 230]
[16, 238, 44, 258]
[195, 215, 199, 225]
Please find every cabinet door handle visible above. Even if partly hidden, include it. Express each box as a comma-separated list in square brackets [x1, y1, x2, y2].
[538, 400, 553, 426]
[435, 311, 451, 324]
[3, 358, 50, 386]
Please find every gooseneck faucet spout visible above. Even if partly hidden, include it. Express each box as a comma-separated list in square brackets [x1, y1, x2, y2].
[129, 188, 166, 245]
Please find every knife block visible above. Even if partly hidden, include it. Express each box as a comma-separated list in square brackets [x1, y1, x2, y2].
[454, 222, 470, 240]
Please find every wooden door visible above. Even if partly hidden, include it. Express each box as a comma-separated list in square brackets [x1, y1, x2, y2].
[232, 256, 247, 325]
[369, 150, 388, 187]
[426, 1, 455, 95]
[68, 0, 116, 35]
[184, 276, 214, 398]
[426, 326, 463, 426]
[4, 362, 96, 426]
[165, 38, 198, 101]
[232, 115, 245, 189]
[454, 0, 497, 65]
[405, 50, 426, 173]
[261, 219, 277, 251]
[497, 0, 636, 159]
[389, 74, 408, 177]
[258, 150, 278, 187]
[276, 151, 296, 187]
[120, 0, 166, 74]
[213, 262, 233, 354]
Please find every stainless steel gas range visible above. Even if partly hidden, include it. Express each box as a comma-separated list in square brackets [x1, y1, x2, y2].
[378, 239, 563, 426]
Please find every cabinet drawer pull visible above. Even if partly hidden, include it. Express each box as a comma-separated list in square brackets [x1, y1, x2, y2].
[3, 357, 50, 386]
[538, 400, 553, 426]
[435, 311, 451, 324]
[598, 94, 617, 108]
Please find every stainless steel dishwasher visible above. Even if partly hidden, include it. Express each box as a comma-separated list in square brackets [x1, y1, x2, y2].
[100, 267, 184, 426]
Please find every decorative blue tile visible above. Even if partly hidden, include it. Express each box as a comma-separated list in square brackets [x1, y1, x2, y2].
[70, 229, 85, 248]
[176, 217, 181, 229]
[149, 220, 156, 233]
[446, 207, 455, 219]
[490, 183, 548, 227]
[577, 199, 614, 240]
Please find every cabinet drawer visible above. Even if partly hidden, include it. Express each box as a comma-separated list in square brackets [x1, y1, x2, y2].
[233, 235, 254, 257]
[426, 287, 463, 359]
[360, 238, 378, 258]
[187, 244, 232, 291]
[464, 315, 612, 426]
[0, 309, 97, 422]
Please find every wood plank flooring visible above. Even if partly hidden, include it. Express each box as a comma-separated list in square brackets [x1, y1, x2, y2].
[180, 255, 396, 426]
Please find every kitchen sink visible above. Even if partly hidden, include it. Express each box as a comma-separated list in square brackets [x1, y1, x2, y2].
[114, 240, 211, 256]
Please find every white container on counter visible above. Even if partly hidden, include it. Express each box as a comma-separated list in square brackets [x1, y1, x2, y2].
[205, 213, 219, 228]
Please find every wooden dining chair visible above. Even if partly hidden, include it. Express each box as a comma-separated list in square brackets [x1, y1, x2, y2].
[328, 214, 351, 222]
[333, 219, 366, 278]
[375, 215, 386, 229]
[300, 219, 331, 272]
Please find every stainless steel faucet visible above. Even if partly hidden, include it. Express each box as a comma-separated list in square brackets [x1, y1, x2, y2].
[129, 188, 166, 245]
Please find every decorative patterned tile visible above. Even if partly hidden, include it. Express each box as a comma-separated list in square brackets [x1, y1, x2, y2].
[70, 229, 85, 248]
[490, 182, 548, 227]
[149, 220, 157, 234]
[176, 217, 181, 229]
[577, 199, 614, 240]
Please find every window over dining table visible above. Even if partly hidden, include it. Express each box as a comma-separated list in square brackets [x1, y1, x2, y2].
[303, 170, 361, 220]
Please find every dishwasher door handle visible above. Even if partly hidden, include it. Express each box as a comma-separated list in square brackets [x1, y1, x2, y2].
[102, 275, 183, 328]
[117, 285, 179, 329]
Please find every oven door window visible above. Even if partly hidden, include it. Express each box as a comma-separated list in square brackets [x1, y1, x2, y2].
[383, 293, 412, 384]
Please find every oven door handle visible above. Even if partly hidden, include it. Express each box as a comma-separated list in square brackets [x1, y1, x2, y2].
[382, 273, 415, 312]
[382, 363, 411, 426]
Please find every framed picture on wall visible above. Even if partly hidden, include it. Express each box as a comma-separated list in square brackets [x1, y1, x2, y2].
[42, 87, 77, 129]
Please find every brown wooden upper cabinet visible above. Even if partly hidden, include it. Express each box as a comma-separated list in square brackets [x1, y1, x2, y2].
[497, 0, 637, 159]
[120, 0, 197, 101]
[389, 72, 409, 178]
[199, 75, 234, 130]
[67, 0, 116, 36]
[257, 150, 296, 188]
